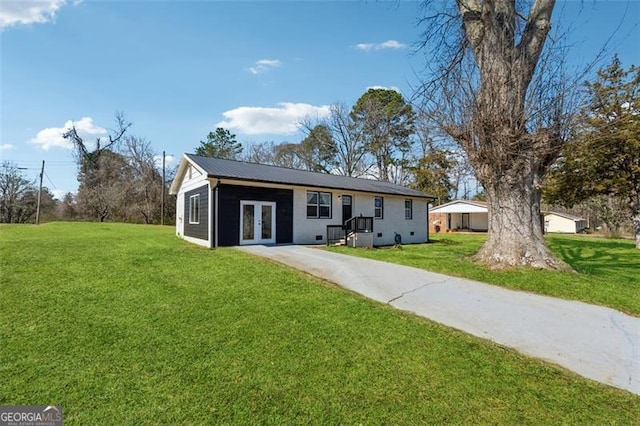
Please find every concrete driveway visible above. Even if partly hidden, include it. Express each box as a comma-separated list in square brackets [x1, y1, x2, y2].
[238, 245, 640, 395]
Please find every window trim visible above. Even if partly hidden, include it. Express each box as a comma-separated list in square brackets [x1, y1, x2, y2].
[189, 194, 200, 224]
[306, 191, 332, 219]
[405, 199, 413, 220]
[374, 196, 384, 220]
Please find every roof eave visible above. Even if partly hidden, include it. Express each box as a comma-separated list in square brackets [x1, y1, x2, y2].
[208, 174, 434, 199]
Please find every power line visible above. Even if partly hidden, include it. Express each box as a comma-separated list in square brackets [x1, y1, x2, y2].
[43, 171, 60, 195]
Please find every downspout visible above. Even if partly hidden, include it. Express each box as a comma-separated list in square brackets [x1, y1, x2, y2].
[214, 180, 219, 249]
[209, 180, 215, 249]
[426, 200, 430, 243]
[209, 179, 220, 249]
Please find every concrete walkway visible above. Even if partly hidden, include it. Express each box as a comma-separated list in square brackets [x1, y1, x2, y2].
[238, 245, 640, 395]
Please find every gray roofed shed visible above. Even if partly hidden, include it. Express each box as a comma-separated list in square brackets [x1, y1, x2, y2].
[182, 154, 435, 199]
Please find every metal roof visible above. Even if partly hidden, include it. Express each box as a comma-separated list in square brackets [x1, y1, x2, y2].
[183, 154, 434, 199]
[430, 199, 488, 213]
[543, 211, 585, 222]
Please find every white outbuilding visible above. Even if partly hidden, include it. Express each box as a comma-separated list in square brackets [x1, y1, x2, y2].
[429, 200, 488, 233]
[543, 212, 587, 234]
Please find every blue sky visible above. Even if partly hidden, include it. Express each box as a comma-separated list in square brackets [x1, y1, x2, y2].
[1, 0, 638, 198]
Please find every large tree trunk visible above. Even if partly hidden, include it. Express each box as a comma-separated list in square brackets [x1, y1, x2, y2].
[475, 169, 568, 269]
[449, 0, 566, 269]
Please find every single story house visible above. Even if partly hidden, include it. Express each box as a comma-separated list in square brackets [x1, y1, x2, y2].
[429, 200, 488, 233]
[169, 154, 435, 248]
[543, 212, 587, 234]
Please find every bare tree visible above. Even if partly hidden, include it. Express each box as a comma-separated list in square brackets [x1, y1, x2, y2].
[273, 142, 307, 169]
[63, 112, 131, 165]
[0, 162, 36, 223]
[448, 149, 476, 200]
[63, 113, 132, 221]
[323, 103, 372, 177]
[243, 141, 278, 165]
[57, 192, 78, 220]
[124, 135, 163, 224]
[417, 0, 582, 269]
[76, 150, 131, 222]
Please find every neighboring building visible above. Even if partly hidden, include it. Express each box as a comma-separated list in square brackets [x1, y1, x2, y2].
[429, 200, 488, 233]
[543, 212, 587, 234]
[169, 154, 435, 248]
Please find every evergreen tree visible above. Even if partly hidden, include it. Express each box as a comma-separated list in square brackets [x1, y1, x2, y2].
[195, 128, 243, 159]
[544, 56, 640, 247]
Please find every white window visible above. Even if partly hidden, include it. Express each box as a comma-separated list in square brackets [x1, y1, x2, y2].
[189, 194, 200, 224]
[307, 191, 332, 218]
[374, 196, 384, 219]
[405, 199, 413, 220]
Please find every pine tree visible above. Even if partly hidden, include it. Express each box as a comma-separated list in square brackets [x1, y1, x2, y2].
[544, 56, 640, 247]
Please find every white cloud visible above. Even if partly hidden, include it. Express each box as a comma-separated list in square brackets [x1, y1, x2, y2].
[29, 117, 108, 151]
[217, 103, 331, 135]
[0, 143, 14, 152]
[379, 40, 406, 49]
[367, 85, 401, 93]
[0, 0, 78, 29]
[154, 154, 175, 169]
[355, 39, 407, 52]
[249, 59, 282, 75]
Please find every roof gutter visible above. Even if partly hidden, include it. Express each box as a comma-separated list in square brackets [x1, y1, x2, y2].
[206, 174, 436, 200]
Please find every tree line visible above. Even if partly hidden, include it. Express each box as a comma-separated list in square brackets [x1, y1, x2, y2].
[2, 57, 636, 252]
[1, 114, 176, 225]
[194, 88, 472, 204]
[3, 1, 638, 262]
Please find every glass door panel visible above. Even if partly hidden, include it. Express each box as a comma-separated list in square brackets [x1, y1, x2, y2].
[261, 205, 273, 239]
[242, 204, 255, 241]
[240, 201, 276, 245]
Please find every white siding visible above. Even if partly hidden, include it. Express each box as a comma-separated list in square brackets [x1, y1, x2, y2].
[544, 214, 583, 233]
[470, 212, 488, 231]
[371, 195, 428, 246]
[175, 170, 210, 240]
[444, 212, 488, 231]
[292, 187, 428, 245]
[292, 187, 338, 244]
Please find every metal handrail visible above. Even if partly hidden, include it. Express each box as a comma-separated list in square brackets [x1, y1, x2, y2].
[327, 216, 373, 245]
[344, 216, 373, 233]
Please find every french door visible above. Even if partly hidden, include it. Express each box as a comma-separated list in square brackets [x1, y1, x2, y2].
[240, 201, 276, 245]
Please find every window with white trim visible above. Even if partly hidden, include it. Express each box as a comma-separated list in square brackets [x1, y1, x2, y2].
[374, 196, 384, 219]
[307, 191, 332, 218]
[189, 194, 200, 224]
[405, 199, 413, 220]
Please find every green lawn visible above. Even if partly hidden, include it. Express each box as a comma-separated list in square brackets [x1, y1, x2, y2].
[326, 233, 640, 316]
[1, 223, 638, 424]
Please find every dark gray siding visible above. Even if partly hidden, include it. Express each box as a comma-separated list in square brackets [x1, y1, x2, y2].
[184, 185, 209, 241]
[218, 184, 293, 246]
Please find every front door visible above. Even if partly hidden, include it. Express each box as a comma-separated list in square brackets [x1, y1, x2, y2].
[462, 213, 470, 229]
[240, 201, 276, 245]
[342, 195, 353, 229]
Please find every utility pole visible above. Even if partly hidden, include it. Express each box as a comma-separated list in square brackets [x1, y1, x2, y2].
[161, 151, 165, 226]
[35, 160, 45, 225]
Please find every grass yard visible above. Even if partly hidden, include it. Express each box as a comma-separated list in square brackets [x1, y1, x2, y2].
[326, 233, 640, 317]
[1, 223, 638, 424]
